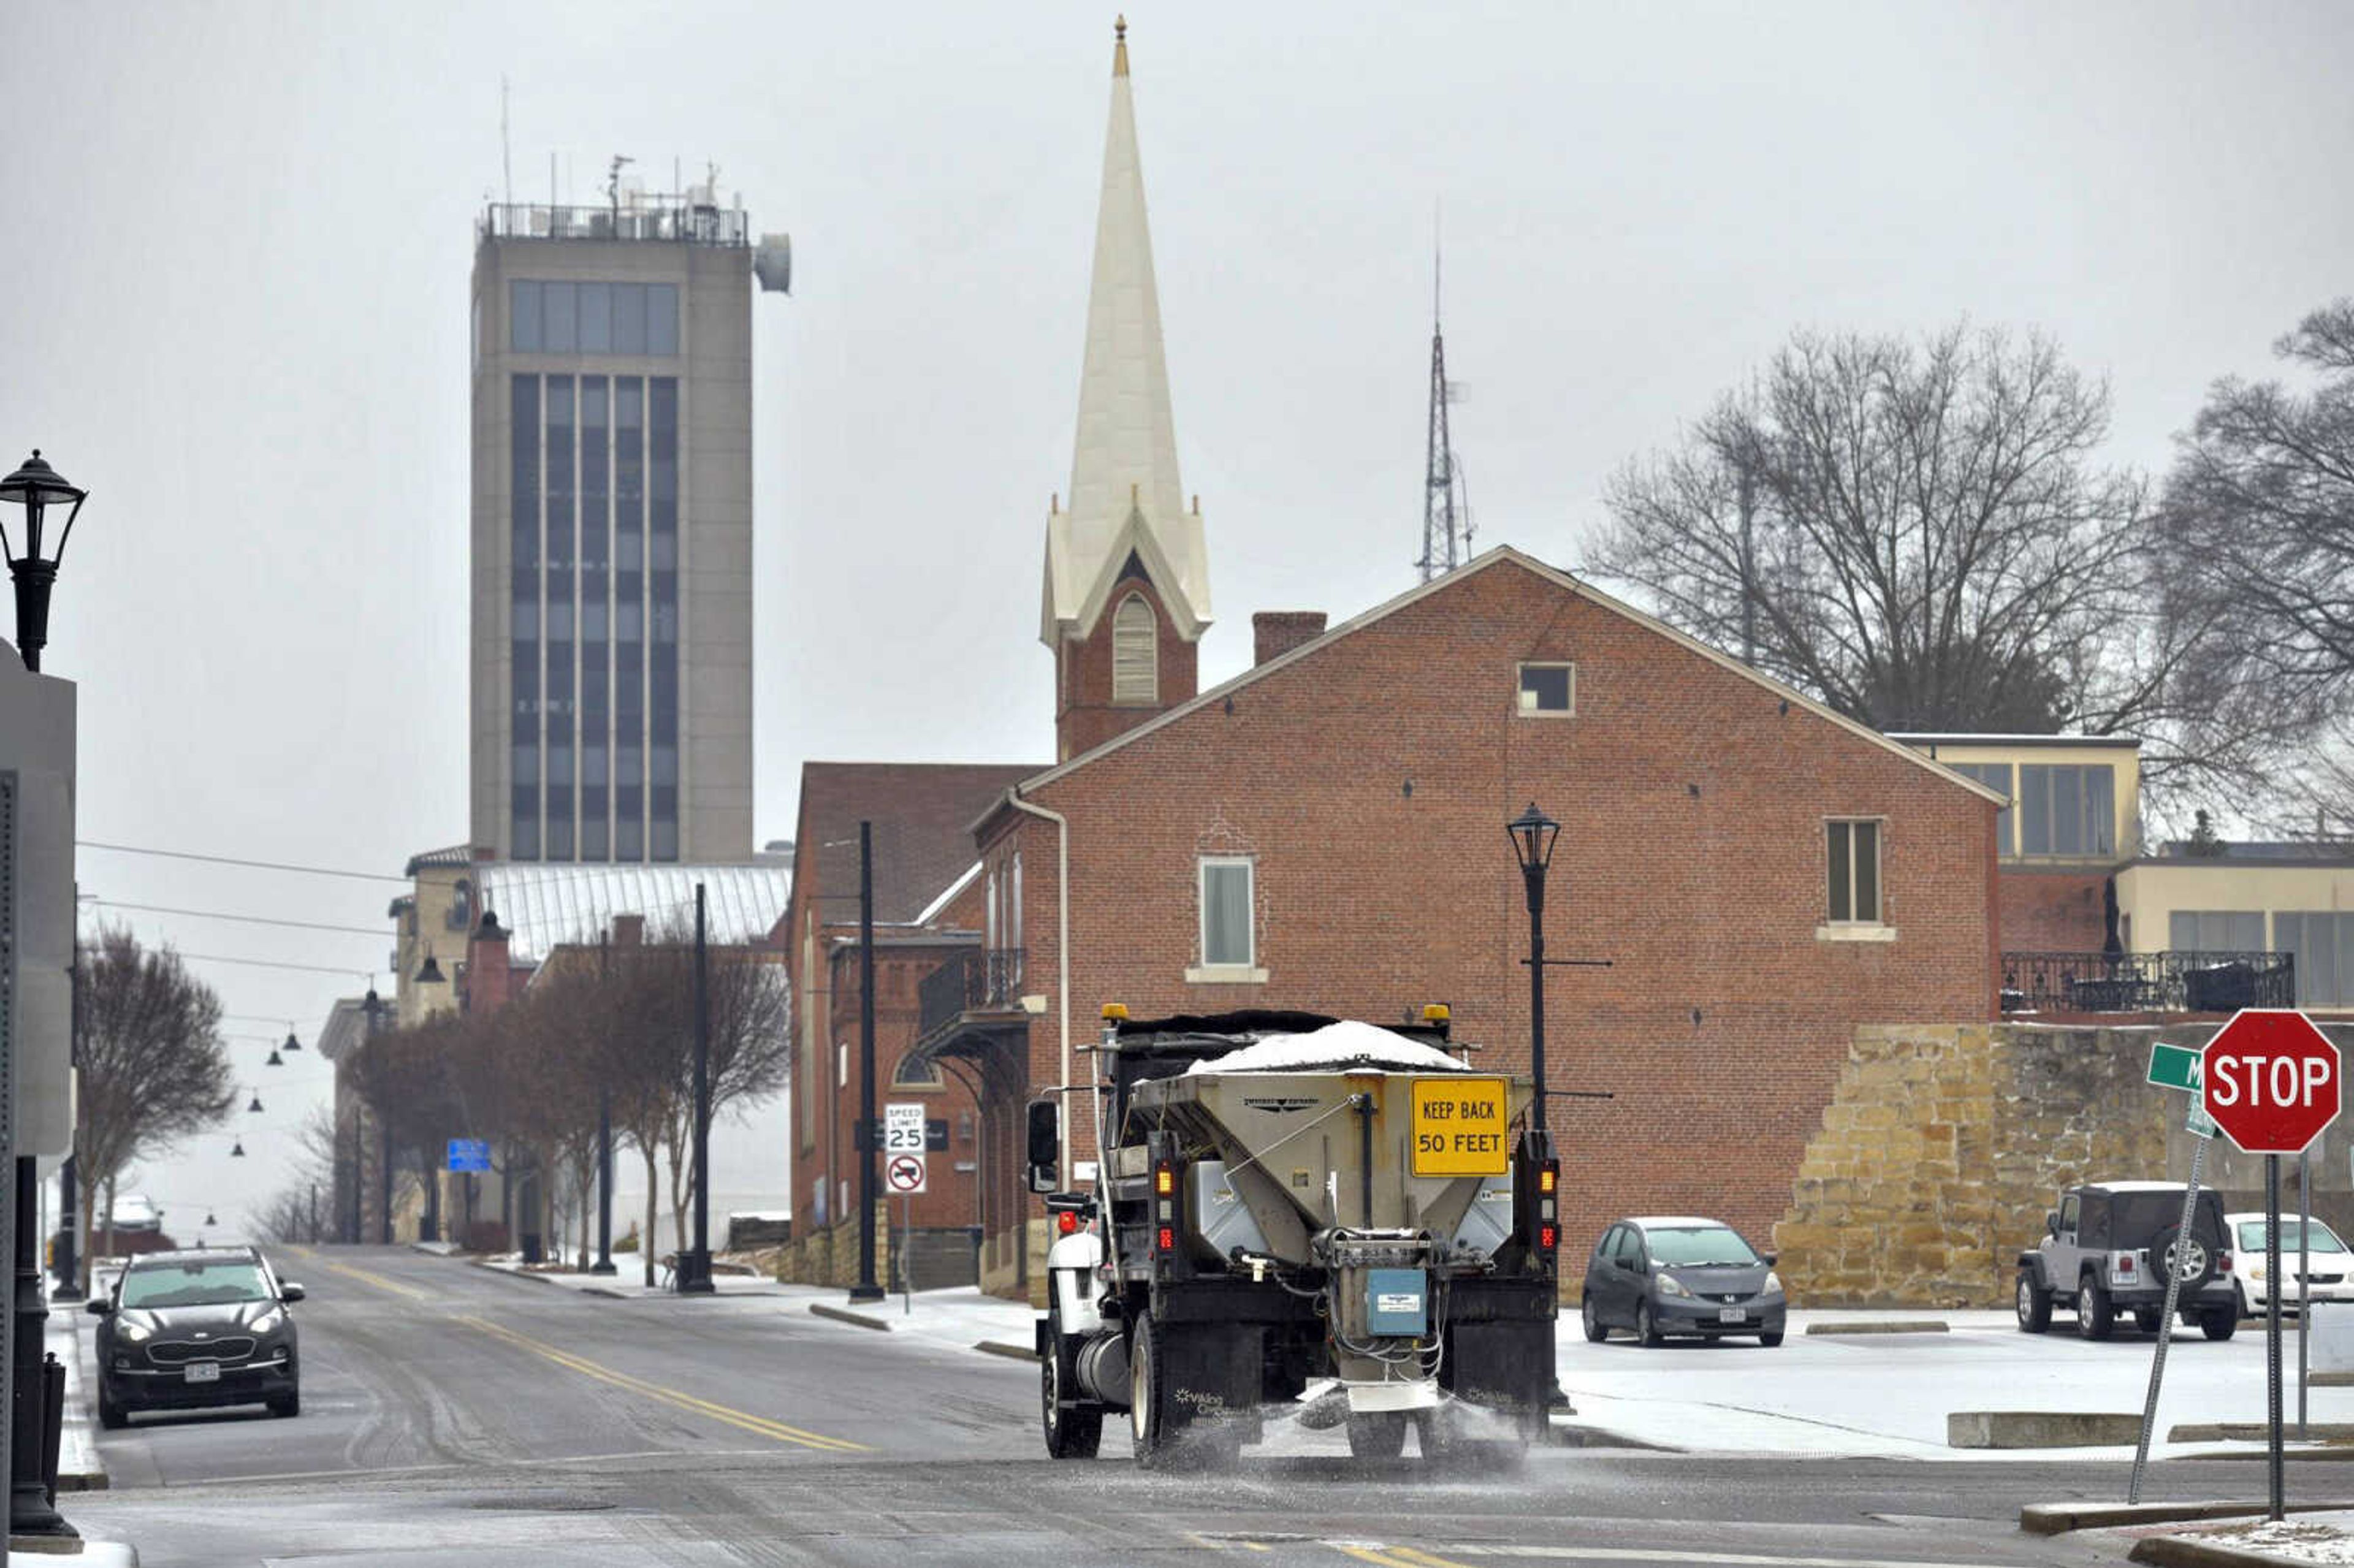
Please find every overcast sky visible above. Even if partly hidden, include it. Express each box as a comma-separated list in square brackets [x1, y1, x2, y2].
[5, 1, 2349, 1233]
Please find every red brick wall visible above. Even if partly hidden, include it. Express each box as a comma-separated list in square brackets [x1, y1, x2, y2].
[1056, 573, 1200, 761]
[991, 558, 2000, 1257]
[1995, 868, 2111, 953]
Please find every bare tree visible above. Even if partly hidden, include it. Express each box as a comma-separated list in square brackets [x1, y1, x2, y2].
[74, 929, 235, 1287]
[249, 1106, 340, 1244]
[1590, 322, 2159, 737]
[2157, 299, 2354, 829]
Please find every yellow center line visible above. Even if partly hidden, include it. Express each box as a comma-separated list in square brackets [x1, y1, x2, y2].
[1390, 1550, 1479, 1568]
[1335, 1548, 1432, 1568]
[455, 1315, 869, 1454]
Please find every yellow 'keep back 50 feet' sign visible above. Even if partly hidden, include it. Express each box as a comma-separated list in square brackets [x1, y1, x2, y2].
[1409, 1077, 1510, 1177]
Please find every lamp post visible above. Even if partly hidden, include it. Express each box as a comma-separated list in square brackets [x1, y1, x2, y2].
[1507, 803, 1561, 1134]
[363, 988, 392, 1246]
[1, 450, 83, 1542]
[675, 883, 715, 1294]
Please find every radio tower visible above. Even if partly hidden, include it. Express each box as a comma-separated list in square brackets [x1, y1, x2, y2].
[1416, 227, 1471, 582]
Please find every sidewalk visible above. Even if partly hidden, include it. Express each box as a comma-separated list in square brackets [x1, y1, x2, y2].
[9, 1290, 135, 1565]
[779, 1284, 1038, 1356]
[465, 1251, 785, 1299]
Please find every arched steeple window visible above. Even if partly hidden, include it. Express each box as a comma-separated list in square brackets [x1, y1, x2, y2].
[1111, 594, 1157, 705]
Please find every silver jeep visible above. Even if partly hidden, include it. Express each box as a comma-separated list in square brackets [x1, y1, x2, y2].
[2016, 1181, 2239, 1341]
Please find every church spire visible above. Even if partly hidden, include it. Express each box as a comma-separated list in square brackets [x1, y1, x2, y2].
[1040, 17, 1210, 649]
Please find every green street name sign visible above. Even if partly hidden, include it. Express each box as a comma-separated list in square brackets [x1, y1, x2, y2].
[2149, 1041, 2204, 1092]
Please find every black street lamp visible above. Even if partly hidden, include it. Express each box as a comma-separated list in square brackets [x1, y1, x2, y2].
[1507, 802, 1561, 1135]
[2, 449, 82, 1543]
[849, 821, 883, 1304]
[282, 1026, 303, 1055]
[0, 451, 86, 677]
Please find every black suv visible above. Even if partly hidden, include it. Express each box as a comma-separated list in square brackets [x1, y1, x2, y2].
[88, 1246, 304, 1426]
[2016, 1181, 2238, 1340]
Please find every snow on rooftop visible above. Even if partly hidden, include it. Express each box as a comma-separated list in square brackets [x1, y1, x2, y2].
[1184, 1018, 1473, 1076]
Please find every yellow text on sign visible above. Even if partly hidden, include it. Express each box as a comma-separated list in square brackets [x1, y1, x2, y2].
[1409, 1076, 1510, 1176]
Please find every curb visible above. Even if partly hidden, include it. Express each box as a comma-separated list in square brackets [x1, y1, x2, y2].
[2022, 1501, 2354, 1536]
[1548, 1422, 1677, 1452]
[55, 1312, 107, 1496]
[1951, 1410, 2142, 1448]
[2130, 1530, 2329, 1567]
[975, 1340, 1038, 1362]
[1804, 1320, 1949, 1336]
[809, 1303, 892, 1333]
[2172, 1422, 2354, 1443]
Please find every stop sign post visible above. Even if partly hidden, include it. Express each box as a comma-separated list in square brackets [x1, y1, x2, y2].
[2202, 1008, 2342, 1523]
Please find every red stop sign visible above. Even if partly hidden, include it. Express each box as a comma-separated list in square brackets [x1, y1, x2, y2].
[2203, 1009, 2342, 1154]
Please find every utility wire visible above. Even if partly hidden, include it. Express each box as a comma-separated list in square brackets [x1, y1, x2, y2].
[77, 840, 409, 885]
[84, 900, 385, 938]
[177, 953, 384, 979]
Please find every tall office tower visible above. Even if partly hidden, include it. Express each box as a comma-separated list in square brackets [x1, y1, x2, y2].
[470, 181, 786, 863]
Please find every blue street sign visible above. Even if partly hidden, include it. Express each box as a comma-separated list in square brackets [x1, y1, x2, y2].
[447, 1138, 492, 1173]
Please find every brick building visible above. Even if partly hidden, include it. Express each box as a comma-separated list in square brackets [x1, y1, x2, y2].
[790, 25, 2011, 1300]
[779, 763, 1042, 1287]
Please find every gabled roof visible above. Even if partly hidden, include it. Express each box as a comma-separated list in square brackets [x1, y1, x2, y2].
[476, 863, 792, 968]
[794, 763, 1044, 927]
[1005, 547, 2009, 809]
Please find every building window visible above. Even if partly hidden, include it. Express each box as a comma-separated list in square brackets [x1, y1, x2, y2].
[509, 280, 679, 358]
[1517, 661, 1575, 715]
[2018, 764, 2116, 858]
[1111, 595, 1157, 704]
[1943, 761, 2014, 856]
[1200, 856, 1254, 968]
[2278, 913, 2354, 1007]
[1826, 820, 1882, 924]
[837, 1041, 848, 1088]
[893, 1055, 943, 1089]
[2169, 910, 2264, 954]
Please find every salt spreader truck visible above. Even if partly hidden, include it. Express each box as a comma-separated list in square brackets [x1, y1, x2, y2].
[1030, 1006, 1560, 1466]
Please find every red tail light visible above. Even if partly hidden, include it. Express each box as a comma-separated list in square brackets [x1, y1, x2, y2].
[1539, 1223, 1558, 1252]
[2220, 1252, 2234, 1271]
[1056, 1210, 1081, 1236]
[1157, 1225, 1175, 1252]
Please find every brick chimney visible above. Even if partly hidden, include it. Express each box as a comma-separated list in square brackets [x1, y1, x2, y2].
[468, 910, 514, 1013]
[1253, 611, 1327, 666]
[612, 913, 646, 947]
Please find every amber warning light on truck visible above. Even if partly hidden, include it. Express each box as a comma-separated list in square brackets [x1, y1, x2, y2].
[1409, 1077, 1510, 1176]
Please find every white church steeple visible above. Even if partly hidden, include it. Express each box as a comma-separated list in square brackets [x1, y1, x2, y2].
[1040, 17, 1211, 650]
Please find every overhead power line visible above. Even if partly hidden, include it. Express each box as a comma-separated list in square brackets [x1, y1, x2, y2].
[77, 840, 409, 885]
[177, 952, 384, 979]
[85, 900, 386, 938]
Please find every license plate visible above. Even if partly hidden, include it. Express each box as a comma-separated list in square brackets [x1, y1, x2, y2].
[183, 1363, 220, 1384]
[1718, 1308, 1746, 1323]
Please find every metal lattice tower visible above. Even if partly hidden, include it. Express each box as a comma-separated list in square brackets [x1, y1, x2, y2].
[1416, 235, 1472, 583]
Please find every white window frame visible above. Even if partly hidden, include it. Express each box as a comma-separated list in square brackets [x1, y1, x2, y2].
[1189, 854, 1268, 983]
[1515, 661, 1576, 717]
[1818, 817, 1896, 942]
[1111, 594, 1159, 706]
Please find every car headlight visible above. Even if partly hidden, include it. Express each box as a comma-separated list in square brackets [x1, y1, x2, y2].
[116, 1320, 152, 1344]
[1656, 1273, 1694, 1299]
[1764, 1271, 1785, 1296]
[249, 1309, 285, 1337]
[2250, 1262, 2269, 1281]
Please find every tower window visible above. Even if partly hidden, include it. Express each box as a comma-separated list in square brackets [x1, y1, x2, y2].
[1112, 595, 1158, 705]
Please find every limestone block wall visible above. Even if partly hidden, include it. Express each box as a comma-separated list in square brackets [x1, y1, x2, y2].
[1778, 1021, 2354, 1307]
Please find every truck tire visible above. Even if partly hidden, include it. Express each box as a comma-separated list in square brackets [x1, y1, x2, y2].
[2015, 1271, 2051, 1333]
[2076, 1277, 2114, 1340]
[1346, 1411, 1407, 1458]
[1042, 1308, 1102, 1460]
[1128, 1311, 1174, 1470]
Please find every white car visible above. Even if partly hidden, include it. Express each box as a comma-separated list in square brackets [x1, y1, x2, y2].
[2225, 1212, 2354, 1315]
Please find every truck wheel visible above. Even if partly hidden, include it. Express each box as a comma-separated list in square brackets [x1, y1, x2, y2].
[1346, 1412, 1407, 1458]
[2015, 1273, 2051, 1333]
[1128, 1311, 1173, 1469]
[1042, 1311, 1102, 1460]
[2076, 1278, 2114, 1340]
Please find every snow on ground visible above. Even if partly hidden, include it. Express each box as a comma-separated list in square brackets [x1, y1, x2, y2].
[2176, 1517, 2354, 1564]
[1184, 1019, 1473, 1075]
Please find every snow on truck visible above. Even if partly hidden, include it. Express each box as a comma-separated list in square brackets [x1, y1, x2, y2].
[1030, 1005, 1561, 1467]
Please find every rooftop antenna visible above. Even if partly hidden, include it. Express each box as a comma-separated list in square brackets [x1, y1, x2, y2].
[1416, 202, 1472, 583]
[608, 154, 634, 216]
[500, 76, 512, 207]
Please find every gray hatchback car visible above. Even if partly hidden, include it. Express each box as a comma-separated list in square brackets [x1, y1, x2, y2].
[1581, 1216, 1788, 1347]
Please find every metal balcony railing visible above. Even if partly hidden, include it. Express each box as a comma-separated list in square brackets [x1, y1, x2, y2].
[916, 948, 1026, 1042]
[1999, 951, 2295, 1014]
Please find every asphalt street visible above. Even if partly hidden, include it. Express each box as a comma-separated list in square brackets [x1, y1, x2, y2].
[56, 1247, 2323, 1567]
